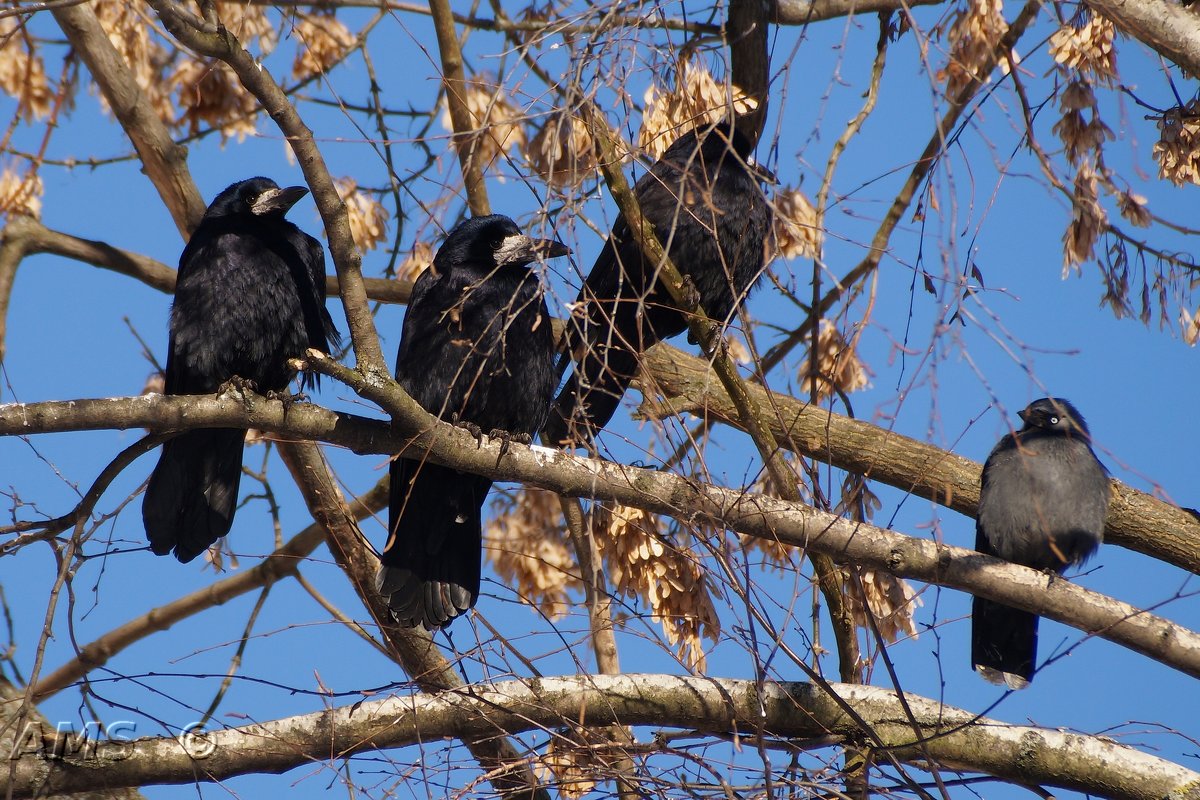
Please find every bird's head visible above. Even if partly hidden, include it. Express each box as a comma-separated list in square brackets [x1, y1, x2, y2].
[206, 177, 309, 220]
[436, 214, 570, 272]
[1018, 397, 1091, 438]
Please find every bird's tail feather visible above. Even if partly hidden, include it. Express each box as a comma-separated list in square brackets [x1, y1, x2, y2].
[380, 458, 488, 629]
[143, 429, 245, 563]
[971, 595, 1038, 690]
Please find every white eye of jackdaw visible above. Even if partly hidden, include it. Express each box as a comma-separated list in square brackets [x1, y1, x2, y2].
[1050, 416, 1060, 425]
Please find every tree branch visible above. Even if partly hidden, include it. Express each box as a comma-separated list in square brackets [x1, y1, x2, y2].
[274, 441, 549, 800]
[147, 0, 387, 374]
[640, 343, 1200, 575]
[428, 0, 492, 216]
[773, 0, 947, 24]
[4, 675, 1195, 799]
[581, 107, 861, 681]
[3, 392, 1198, 682]
[0, 215, 413, 305]
[50, 2, 205, 237]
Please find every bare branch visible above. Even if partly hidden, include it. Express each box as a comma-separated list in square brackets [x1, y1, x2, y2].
[50, 3, 205, 236]
[3, 391, 1198, 681]
[428, 0, 492, 216]
[148, 0, 387, 374]
[275, 442, 549, 800]
[773, 0, 947, 24]
[580, 109, 861, 681]
[0, 215, 413, 305]
[26, 474, 375, 701]
[4, 676, 1196, 799]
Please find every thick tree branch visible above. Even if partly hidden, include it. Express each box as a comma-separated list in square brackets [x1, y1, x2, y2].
[773, 0, 946, 23]
[0, 674, 147, 800]
[3, 392, 1198, 682]
[147, 0, 387, 374]
[275, 442, 547, 800]
[429, 0, 492, 216]
[1083, 0, 1200, 76]
[640, 343, 1200, 575]
[0, 215, 413, 305]
[50, 3, 205, 237]
[4, 675, 1196, 799]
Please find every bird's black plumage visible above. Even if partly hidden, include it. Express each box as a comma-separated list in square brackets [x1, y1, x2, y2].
[543, 117, 771, 445]
[378, 214, 567, 629]
[971, 397, 1109, 688]
[143, 177, 340, 563]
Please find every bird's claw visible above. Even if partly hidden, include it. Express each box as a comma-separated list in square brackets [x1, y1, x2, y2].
[680, 275, 702, 310]
[487, 428, 530, 465]
[218, 376, 258, 408]
[265, 389, 305, 413]
[453, 418, 484, 447]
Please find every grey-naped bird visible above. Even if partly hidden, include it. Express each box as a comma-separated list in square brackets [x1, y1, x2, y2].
[143, 177, 340, 563]
[377, 215, 569, 630]
[543, 116, 771, 446]
[971, 397, 1110, 688]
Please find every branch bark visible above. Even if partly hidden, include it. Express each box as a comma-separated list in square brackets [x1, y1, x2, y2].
[428, 0, 492, 216]
[4, 675, 1195, 799]
[640, 342, 1200, 575]
[147, 0, 387, 374]
[275, 442, 548, 800]
[0, 215, 413, 306]
[3, 391, 1198, 683]
[51, 2, 205, 237]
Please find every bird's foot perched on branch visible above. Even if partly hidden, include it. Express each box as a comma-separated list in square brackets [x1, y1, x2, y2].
[218, 375, 259, 408]
[265, 388, 306, 412]
[449, 413, 483, 447]
[488, 428, 532, 463]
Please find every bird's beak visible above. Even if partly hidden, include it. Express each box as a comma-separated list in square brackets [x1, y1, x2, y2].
[251, 185, 309, 215]
[497, 234, 571, 266]
[1017, 408, 1030, 424]
[530, 238, 571, 259]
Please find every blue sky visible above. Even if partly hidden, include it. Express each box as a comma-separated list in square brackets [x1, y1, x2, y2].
[2, 3, 1198, 798]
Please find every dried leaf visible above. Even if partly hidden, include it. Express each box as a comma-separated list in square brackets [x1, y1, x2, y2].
[798, 320, 871, 402]
[640, 58, 756, 160]
[334, 177, 389, 252]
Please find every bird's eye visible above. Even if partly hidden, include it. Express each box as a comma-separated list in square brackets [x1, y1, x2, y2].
[1050, 416, 1060, 425]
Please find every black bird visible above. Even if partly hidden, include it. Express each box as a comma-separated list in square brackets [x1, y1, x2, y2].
[543, 116, 771, 445]
[143, 177, 340, 563]
[378, 214, 568, 629]
[971, 397, 1109, 688]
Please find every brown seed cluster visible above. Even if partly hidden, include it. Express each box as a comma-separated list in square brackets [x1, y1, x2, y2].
[1181, 305, 1200, 346]
[639, 58, 755, 160]
[1048, 15, 1117, 85]
[939, 0, 1008, 98]
[291, 13, 358, 81]
[845, 568, 923, 644]
[0, 167, 43, 219]
[1062, 162, 1104, 273]
[333, 177, 389, 253]
[440, 73, 527, 170]
[797, 320, 870, 402]
[486, 489, 582, 620]
[528, 111, 600, 189]
[0, 18, 53, 121]
[594, 504, 719, 670]
[396, 241, 435, 284]
[1153, 100, 1200, 187]
[770, 185, 822, 262]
